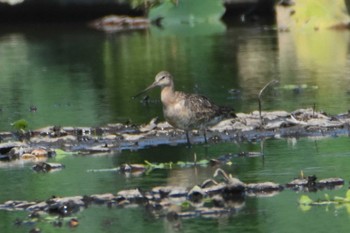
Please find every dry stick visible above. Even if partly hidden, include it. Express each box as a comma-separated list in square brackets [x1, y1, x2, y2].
[258, 80, 279, 125]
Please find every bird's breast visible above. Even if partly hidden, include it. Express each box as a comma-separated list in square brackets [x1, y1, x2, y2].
[163, 100, 193, 130]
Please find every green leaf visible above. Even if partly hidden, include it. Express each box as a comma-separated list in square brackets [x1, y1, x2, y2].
[11, 119, 28, 130]
[181, 201, 191, 209]
[324, 193, 330, 202]
[226, 161, 233, 166]
[299, 195, 313, 205]
[145, 160, 157, 168]
[346, 190, 350, 200]
[144, 160, 167, 169]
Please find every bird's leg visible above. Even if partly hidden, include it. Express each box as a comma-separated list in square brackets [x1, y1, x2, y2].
[185, 131, 191, 146]
[203, 129, 208, 144]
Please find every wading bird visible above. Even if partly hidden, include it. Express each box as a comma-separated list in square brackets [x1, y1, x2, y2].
[134, 71, 236, 145]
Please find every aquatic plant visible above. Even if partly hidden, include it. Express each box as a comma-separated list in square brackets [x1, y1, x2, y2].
[11, 119, 28, 131]
[299, 190, 350, 212]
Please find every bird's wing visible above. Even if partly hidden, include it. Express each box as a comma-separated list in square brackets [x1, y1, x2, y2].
[184, 93, 236, 120]
[184, 94, 221, 119]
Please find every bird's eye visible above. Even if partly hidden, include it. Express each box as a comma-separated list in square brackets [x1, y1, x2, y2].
[160, 76, 166, 80]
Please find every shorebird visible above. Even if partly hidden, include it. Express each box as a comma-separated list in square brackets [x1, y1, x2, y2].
[134, 71, 236, 145]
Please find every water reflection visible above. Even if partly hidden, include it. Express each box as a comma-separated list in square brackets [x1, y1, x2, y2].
[1, 24, 350, 131]
[278, 29, 350, 113]
[0, 28, 105, 130]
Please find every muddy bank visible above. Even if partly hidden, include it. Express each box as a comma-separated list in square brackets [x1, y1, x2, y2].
[1, 108, 350, 160]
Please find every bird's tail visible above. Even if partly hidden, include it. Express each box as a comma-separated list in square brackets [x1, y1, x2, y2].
[220, 106, 237, 118]
[229, 111, 237, 118]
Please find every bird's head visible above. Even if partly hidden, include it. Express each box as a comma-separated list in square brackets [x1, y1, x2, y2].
[133, 71, 173, 98]
[152, 71, 173, 88]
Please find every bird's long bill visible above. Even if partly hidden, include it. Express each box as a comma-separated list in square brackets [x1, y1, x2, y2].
[132, 81, 158, 99]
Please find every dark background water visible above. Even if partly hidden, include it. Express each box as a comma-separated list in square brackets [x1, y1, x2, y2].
[0, 0, 275, 22]
[1, 19, 350, 233]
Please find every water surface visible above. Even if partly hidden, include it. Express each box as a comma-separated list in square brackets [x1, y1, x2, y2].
[1, 22, 350, 130]
[1, 21, 350, 233]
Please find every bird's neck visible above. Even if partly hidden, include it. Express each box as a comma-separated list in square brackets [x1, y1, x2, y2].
[160, 85, 176, 105]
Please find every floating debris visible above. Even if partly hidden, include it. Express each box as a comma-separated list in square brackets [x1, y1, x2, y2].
[29, 105, 38, 112]
[89, 15, 150, 33]
[32, 162, 65, 173]
[0, 168, 345, 226]
[246, 182, 284, 197]
[0, 108, 350, 157]
[286, 175, 344, 191]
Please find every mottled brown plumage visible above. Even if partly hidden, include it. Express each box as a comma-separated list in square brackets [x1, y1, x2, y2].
[135, 71, 236, 144]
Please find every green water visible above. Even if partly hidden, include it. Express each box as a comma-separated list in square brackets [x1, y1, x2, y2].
[1, 138, 350, 232]
[1, 22, 350, 131]
[1, 21, 350, 232]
